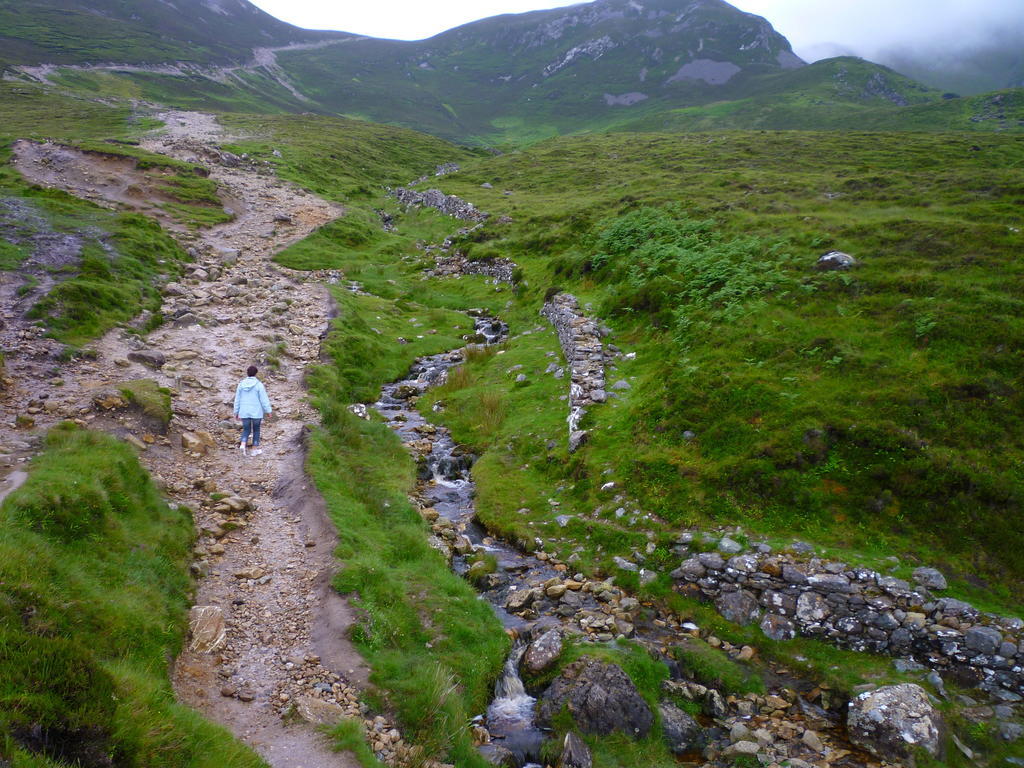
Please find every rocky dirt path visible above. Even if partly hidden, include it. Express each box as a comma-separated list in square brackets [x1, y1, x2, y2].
[0, 111, 420, 768]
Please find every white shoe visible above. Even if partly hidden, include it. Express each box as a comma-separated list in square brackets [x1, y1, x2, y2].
[251, 448, 263, 456]
[239, 442, 247, 456]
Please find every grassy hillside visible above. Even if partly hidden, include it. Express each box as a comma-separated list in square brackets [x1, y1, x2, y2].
[381, 129, 1024, 604]
[0, 424, 266, 767]
[233, 118, 1024, 762]
[622, 59, 1024, 134]
[0, 0, 342, 65]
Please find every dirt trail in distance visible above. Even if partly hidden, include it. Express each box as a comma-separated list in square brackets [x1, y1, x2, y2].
[0, 111, 409, 768]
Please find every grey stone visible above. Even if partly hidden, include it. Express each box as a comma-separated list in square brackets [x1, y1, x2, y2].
[556, 731, 592, 768]
[613, 556, 639, 572]
[817, 250, 856, 270]
[847, 684, 944, 763]
[925, 670, 947, 699]
[807, 573, 853, 593]
[479, 743, 516, 767]
[505, 587, 539, 612]
[523, 629, 563, 675]
[611, 379, 631, 391]
[715, 590, 760, 625]
[704, 688, 727, 718]
[796, 592, 831, 623]
[912, 567, 947, 590]
[999, 722, 1024, 742]
[658, 703, 706, 755]
[127, 349, 166, 369]
[727, 554, 759, 573]
[718, 536, 743, 554]
[782, 565, 809, 585]
[538, 658, 653, 738]
[935, 597, 977, 619]
[760, 590, 796, 615]
[964, 625, 1003, 656]
[724, 741, 760, 756]
[760, 613, 797, 641]
[671, 557, 705, 581]
[697, 552, 725, 571]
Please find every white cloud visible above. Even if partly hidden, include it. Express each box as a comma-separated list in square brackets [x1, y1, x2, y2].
[250, 0, 594, 40]
[728, 0, 1024, 63]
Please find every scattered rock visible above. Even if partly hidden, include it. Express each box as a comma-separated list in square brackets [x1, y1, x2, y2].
[295, 696, 346, 726]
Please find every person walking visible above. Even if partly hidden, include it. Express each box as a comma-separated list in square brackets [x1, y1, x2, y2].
[233, 365, 272, 456]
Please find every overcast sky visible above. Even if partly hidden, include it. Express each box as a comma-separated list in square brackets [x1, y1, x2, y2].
[249, 0, 1023, 61]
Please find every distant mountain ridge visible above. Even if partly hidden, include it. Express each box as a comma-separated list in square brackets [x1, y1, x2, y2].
[3, 0, 1021, 143]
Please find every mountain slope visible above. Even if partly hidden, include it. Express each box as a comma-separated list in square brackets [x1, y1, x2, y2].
[276, 0, 806, 142]
[0, 0, 346, 65]
[2, 0, 1020, 144]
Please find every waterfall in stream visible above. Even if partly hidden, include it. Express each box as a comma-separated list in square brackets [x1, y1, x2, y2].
[484, 643, 545, 768]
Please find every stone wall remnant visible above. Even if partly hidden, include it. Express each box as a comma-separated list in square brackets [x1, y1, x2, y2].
[671, 547, 1024, 695]
[540, 293, 607, 452]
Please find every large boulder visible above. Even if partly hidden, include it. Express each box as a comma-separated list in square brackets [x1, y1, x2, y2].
[658, 703, 706, 755]
[847, 684, 944, 764]
[538, 658, 653, 738]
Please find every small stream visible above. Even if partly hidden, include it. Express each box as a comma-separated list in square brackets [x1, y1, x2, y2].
[374, 315, 554, 764]
[373, 315, 853, 767]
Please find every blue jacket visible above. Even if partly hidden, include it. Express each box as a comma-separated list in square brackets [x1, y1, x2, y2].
[234, 377, 272, 419]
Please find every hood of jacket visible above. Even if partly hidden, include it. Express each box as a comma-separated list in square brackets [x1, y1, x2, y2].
[238, 376, 260, 390]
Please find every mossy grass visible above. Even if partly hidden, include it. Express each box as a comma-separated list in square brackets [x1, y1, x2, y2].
[118, 378, 173, 430]
[327, 720, 390, 768]
[668, 638, 766, 696]
[0, 423, 264, 766]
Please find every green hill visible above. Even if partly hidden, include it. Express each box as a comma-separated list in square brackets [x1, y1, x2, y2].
[0, 0, 345, 66]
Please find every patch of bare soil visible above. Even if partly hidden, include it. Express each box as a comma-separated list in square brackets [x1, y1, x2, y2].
[0, 112, 424, 768]
[11, 139, 197, 232]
